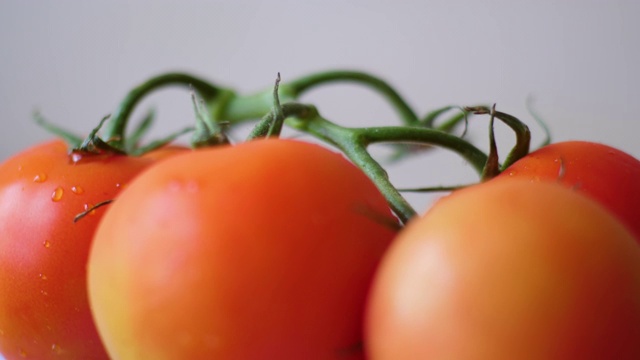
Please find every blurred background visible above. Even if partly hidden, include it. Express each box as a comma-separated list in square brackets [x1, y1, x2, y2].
[1, 0, 639, 214]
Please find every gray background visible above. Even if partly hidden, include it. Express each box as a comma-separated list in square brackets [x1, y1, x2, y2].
[1, 0, 639, 215]
[0, 1, 639, 358]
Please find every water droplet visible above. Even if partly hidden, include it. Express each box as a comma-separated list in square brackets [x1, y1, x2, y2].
[83, 204, 96, 216]
[33, 173, 48, 183]
[19, 348, 27, 357]
[51, 187, 64, 202]
[115, 183, 121, 188]
[508, 171, 516, 176]
[41, 290, 49, 296]
[43, 240, 51, 248]
[51, 343, 64, 355]
[71, 186, 84, 195]
[39, 273, 48, 280]
[70, 152, 83, 164]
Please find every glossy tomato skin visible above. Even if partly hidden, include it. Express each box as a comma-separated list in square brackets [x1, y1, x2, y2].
[88, 138, 397, 360]
[497, 141, 640, 240]
[140, 144, 190, 162]
[366, 180, 640, 360]
[0, 140, 157, 360]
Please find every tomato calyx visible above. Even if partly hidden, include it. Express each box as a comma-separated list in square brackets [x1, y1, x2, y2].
[71, 115, 128, 159]
[465, 104, 531, 176]
[34, 110, 84, 147]
[190, 90, 231, 148]
[35, 106, 191, 162]
[247, 73, 289, 140]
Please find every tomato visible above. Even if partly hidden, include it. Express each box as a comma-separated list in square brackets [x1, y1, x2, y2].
[0, 140, 161, 359]
[139, 144, 190, 162]
[88, 138, 397, 359]
[365, 180, 640, 359]
[496, 141, 640, 240]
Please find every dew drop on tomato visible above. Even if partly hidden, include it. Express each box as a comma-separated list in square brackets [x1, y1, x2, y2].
[71, 186, 84, 195]
[83, 203, 97, 216]
[33, 173, 48, 183]
[51, 343, 63, 355]
[51, 187, 64, 201]
[43, 240, 51, 248]
[39, 273, 48, 280]
[70, 152, 83, 164]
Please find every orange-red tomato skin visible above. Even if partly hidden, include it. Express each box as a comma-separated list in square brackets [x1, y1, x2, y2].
[366, 180, 640, 360]
[89, 139, 397, 359]
[0, 140, 169, 359]
[497, 140, 640, 240]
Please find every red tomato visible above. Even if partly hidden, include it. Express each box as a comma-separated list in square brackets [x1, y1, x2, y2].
[140, 144, 190, 162]
[496, 141, 640, 240]
[366, 180, 640, 359]
[88, 138, 397, 360]
[0, 140, 160, 359]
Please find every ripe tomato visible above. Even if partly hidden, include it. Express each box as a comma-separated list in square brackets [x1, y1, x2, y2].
[88, 138, 398, 359]
[366, 180, 640, 359]
[496, 141, 640, 240]
[139, 144, 190, 162]
[0, 140, 160, 359]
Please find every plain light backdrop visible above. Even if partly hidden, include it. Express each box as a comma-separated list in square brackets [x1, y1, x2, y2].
[1, 0, 639, 214]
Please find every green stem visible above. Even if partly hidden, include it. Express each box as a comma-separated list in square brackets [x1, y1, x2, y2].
[284, 70, 419, 125]
[125, 108, 155, 151]
[266, 73, 286, 137]
[358, 127, 488, 174]
[493, 110, 530, 169]
[286, 103, 489, 223]
[33, 111, 83, 148]
[421, 105, 458, 127]
[465, 105, 531, 171]
[247, 102, 314, 140]
[526, 96, 552, 149]
[224, 70, 418, 127]
[104, 73, 225, 148]
[481, 106, 500, 180]
[295, 117, 416, 223]
[398, 184, 472, 192]
[190, 91, 230, 148]
[223, 91, 280, 123]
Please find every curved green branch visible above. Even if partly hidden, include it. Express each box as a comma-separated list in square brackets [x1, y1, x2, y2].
[284, 70, 420, 126]
[103, 72, 225, 148]
[466, 105, 531, 171]
[284, 103, 489, 223]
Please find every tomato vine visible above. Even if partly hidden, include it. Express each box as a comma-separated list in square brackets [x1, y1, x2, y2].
[5, 68, 639, 360]
[94, 70, 532, 224]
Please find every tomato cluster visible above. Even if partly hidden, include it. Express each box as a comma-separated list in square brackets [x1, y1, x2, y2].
[366, 141, 640, 359]
[1, 72, 640, 360]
